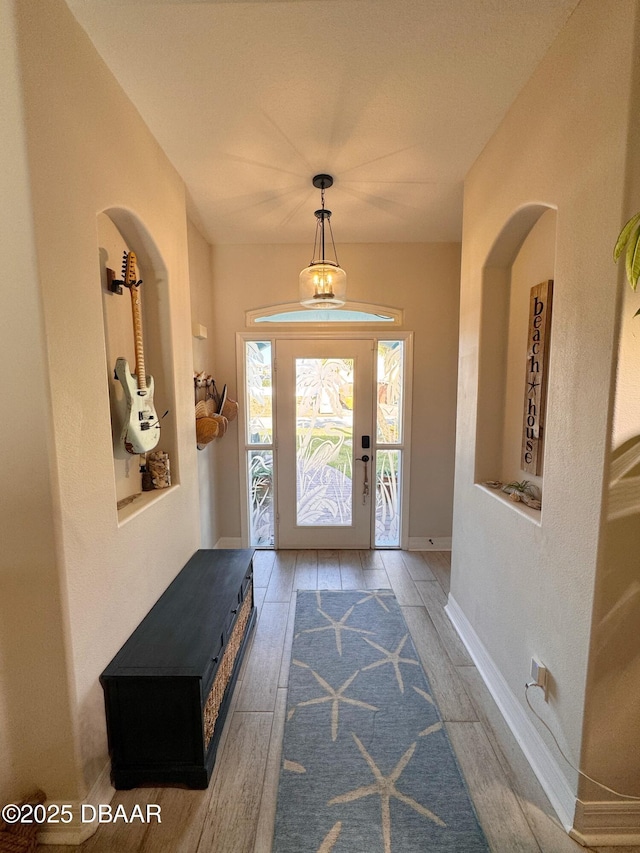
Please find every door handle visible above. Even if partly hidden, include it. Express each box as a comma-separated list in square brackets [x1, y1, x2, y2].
[355, 455, 370, 503]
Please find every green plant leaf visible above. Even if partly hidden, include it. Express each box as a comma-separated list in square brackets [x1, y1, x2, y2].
[614, 212, 640, 261]
[625, 223, 640, 290]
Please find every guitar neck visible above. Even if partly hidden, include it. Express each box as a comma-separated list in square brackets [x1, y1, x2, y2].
[128, 286, 147, 390]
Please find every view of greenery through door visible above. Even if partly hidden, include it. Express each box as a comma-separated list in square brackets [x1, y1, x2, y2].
[294, 356, 354, 527]
[244, 339, 405, 548]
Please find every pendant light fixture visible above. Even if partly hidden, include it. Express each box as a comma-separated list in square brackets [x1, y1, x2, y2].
[299, 174, 347, 309]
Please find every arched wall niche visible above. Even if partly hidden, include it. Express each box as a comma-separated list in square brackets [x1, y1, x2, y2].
[98, 207, 178, 516]
[475, 203, 557, 509]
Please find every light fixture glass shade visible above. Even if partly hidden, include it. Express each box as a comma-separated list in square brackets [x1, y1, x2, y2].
[299, 262, 347, 308]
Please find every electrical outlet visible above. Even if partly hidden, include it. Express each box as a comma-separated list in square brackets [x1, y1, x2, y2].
[530, 657, 548, 698]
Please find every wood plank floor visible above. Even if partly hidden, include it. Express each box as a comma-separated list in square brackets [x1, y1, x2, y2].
[38, 550, 639, 853]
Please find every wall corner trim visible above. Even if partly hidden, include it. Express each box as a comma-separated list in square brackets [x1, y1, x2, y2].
[36, 760, 114, 846]
[444, 594, 576, 832]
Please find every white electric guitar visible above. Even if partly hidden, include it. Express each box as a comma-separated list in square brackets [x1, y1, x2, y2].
[114, 251, 160, 455]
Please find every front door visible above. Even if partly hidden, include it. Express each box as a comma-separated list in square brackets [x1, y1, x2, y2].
[275, 338, 375, 548]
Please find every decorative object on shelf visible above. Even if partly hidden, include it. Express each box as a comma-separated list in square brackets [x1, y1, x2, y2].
[117, 493, 141, 510]
[147, 449, 171, 489]
[113, 251, 160, 455]
[502, 479, 541, 509]
[484, 480, 503, 489]
[140, 463, 154, 491]
[299, 174, 347, 309]
[521, 280, 553, 475]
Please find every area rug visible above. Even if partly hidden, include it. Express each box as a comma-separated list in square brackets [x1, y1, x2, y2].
[272, 590, 489, 853]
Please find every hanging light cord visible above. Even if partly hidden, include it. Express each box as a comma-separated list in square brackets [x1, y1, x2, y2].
[525, 683, 640, 800]
[310, 183, 340, 268]
[326, 210, 340, 268]
[311, 203, 322, 265]
[320, 185, 326, 263]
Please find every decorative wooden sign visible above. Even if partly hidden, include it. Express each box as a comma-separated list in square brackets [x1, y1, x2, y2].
[521, 280, 553, 475]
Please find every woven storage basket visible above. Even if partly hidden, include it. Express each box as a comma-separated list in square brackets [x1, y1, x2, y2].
[203, 587, 253, 748]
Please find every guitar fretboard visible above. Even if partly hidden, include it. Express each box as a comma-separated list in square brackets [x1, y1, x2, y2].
[129, 285, 147, 391]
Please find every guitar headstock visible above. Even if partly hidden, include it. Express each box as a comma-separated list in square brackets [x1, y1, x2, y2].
[122, 251, 141, 289]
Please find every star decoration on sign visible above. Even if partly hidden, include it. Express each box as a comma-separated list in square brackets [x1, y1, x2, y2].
[296, 592, 374, 656]
[356, 590, 395, 612]
[361, 633, 419, 693]
[328, 733, 446, 853]
[289, 660, 378, 741]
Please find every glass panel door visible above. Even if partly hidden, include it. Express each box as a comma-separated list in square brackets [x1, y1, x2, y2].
[375, 341, 405, 546]
[295, 356, 354, 527]
[276, 339, 374, 548]
[245, 341, 274, 546]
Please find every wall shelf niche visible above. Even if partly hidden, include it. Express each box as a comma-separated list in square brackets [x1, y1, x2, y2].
[98, 209, 178, 518]
[474, 206, 557, 512]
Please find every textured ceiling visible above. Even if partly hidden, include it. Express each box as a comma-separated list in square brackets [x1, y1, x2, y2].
[65, 0, 580, 244]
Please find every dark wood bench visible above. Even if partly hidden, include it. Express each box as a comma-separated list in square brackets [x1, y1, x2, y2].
[100, 548, 256, 788]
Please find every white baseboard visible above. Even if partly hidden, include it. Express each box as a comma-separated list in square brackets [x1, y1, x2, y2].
[407, 537, 452, 551]
[37, 760, 114, 845]
[214, 536, 451, 551]
[445, 595, 640, 846]
[214, 537, 243, 549]
[569, 801, 640, 846]
[444, 594, 576, 831]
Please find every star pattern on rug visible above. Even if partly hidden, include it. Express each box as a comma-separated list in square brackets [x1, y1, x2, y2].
[361, 633, 420, 693]
[356, 590, 395, 612]
[411, 686, 442, 736]
[317, 821, 342, 853]
[289, 660, 379, 741]
[296, 591, 374, 656]
[328, 733, 446, 853]
[274, 591, 490, 853]
[412, 685, 435, 706]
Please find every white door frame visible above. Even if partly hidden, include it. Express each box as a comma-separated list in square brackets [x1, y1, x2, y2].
[236, 331, 414, 549]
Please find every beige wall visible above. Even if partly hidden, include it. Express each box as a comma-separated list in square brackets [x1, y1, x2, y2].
[0, 0, 78, 803]
[452, 0, 639, 832]
[188, 220, 222, 547]
[580, 7, 640, 806]
[210, 241, 461, 544]
[2, 0, 201, 805]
